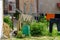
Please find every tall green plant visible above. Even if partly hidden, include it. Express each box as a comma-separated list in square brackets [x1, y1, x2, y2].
[4, 15, 13, 28]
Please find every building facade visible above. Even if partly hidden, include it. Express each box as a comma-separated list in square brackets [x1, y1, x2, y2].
[19, 0, 60, 15]
[19, 0, 37, 15]
[38, 0, 60, 13]
[4, 0, 60, 14]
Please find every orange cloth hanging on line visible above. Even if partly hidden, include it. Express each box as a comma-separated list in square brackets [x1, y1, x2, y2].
[46, 13, 55, 21]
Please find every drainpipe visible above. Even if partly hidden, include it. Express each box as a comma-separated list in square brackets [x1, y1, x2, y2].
[36, 0, 39, 16]
[16, 0, 19, 9]
[29, 3, 32, 15]
[24, 3, 26, 14]
[36, 0, 39, 22]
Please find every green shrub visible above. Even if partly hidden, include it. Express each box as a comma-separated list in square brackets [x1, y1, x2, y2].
[16, 31, 25, 38]
[30, 22, 40, 36]
[13, 11, 20, 20]
[16, 31, 22, 38]
[49, 25, 58, 36]
[3, 15, 13, 28]
[30, 22, 48, 36]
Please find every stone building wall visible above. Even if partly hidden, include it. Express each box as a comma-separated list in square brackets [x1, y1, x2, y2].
[38, 0, 60, 13]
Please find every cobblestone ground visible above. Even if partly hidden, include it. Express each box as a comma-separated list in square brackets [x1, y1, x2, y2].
[1, 36, 60, 40]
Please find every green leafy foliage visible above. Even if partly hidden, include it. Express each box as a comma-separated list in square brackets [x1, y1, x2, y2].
[30, 16, 49, 36]
[16, 31, 22, 38]
[3, 15, 13, 28]
[30, 22, 48, 36]
[13, 11, 20, 20]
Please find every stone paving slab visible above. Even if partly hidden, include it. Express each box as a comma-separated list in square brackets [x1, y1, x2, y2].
[1, 36, 60, 40]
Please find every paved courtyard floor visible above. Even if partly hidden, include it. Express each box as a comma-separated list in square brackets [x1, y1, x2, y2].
[1, 36, 60, 40]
